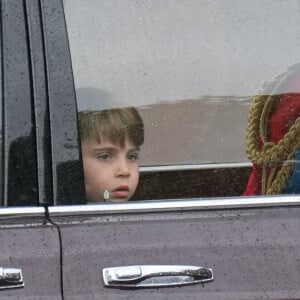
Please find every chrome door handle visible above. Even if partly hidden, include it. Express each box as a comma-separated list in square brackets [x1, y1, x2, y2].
[103, 265, 213, 288]
[0, 267, 24, 290]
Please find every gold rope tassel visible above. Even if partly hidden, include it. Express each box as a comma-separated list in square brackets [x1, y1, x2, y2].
[246, 93, 300, 195]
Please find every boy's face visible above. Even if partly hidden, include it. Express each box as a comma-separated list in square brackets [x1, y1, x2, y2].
[81, 137, 140, 202]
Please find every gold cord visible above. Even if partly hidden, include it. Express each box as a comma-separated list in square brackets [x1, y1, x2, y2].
[246, 93, 300, 194]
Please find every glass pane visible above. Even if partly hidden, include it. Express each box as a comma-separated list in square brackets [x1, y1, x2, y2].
[64, 0, 300, 200]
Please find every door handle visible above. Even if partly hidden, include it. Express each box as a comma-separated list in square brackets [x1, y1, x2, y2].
[0, 267, 24, 290]
[102, 265, 213, 288]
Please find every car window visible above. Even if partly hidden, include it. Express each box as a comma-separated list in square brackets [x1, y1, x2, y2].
[63, 0, 300, 201]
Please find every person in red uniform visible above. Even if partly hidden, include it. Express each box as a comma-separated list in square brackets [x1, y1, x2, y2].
[244, 63, 300, 195]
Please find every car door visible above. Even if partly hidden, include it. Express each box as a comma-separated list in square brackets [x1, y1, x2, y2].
[0, 0, 85, 298]
[0, 1, 61, 298]
[50, 0, 300, 299]
[0, 208, 62, 300]
[50, 199, 300, 300]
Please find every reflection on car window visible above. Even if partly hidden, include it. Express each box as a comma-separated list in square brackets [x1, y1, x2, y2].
[244, 64, 300, 196]
[64, 0, 300, 200]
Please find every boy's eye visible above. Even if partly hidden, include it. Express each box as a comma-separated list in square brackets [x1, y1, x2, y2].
[97, 153, 112, 161]
[127, 152, 139, 161]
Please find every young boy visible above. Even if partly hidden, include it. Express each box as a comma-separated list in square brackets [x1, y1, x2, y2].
[79, 107, 144, 202]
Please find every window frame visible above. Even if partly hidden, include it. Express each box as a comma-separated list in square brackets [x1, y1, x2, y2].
[0, 0, 85, 207]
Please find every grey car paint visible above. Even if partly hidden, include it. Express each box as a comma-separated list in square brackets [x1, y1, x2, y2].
[50, 198, 300, 299]
[0, 208, 62, 299]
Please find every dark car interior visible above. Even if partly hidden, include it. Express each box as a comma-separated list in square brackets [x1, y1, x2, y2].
[133, 165, 251, 200]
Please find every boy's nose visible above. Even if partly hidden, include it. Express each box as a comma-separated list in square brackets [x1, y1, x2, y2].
[115, 159, 130, 177]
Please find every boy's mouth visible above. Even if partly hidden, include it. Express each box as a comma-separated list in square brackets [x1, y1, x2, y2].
[111, 186, 130, 198]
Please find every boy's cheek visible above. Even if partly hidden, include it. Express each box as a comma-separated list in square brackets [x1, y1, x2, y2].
[83, 159, 105, 176]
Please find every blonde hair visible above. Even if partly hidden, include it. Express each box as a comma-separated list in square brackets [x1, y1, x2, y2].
[79, 107, 144, 147]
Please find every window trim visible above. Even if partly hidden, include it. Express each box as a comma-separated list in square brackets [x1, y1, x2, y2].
[1, 194, 299, 218]
[0, 206, 45, 217]
[139, 162, 252, 173]
[47, 195, 300, 217]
